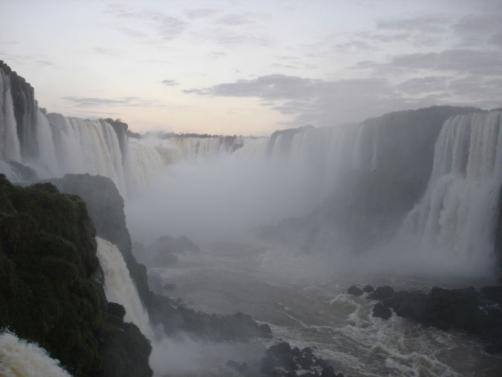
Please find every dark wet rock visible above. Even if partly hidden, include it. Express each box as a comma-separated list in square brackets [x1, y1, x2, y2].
[153, 235, 201, 254]
[367, 285, 502, 354]
[51, 174, 152, 308]
[363, 285, 374, 293]
[150, 294, 272, 342]
[368, 285, 394, 300]
[347, 285, 363, 296]
[226, 360, 249, 374]
[260, 342, 343, 377]
[101, 303, 152, 377]
[0, 175, 152, 377]
[153, 251, 179, 266]
[372, 302, 392, 320]
[147, 235, 200, 267]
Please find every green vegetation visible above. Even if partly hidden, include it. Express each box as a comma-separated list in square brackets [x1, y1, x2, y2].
[0, 175, 152, 377]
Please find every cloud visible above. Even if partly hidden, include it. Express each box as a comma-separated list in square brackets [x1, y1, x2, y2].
[453, 13, 502, 47]
[161, 79, 178, 86]
[376, 15, 449, 33]
[184, 74, 323, 98]
[184, 62, 502, 127]
[34, 59, 54, 68]
[335, 40, 372, 51]
[212, 31, 271, 47]
[63, 96, 158, 108]
[93, 47, 121, 57]
[186, 8, 218, 19]
[360, 49, 502, 76]
[492, 32, 502, 47]
[357, 31, 412, 43]
[0, 52, 55, 69]
[185, 74, 411, 126]
[208, 51, 226, 59]
[108, 5, 186, 41]
[217, 14, 255, 26]
[397, 76, 450, 94]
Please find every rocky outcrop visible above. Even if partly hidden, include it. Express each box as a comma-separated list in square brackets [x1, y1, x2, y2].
[101, 303, 152, 377]
[349, 284, 502, 354]
[52, 173, 272, 343]
[150, 294, 271, 341]
[143, 235, 200, 267]
[51, 174, 152, 308]
[259, 342, 342, 377]
[226, 341, 343, 377]
[0, 175, 152, 377]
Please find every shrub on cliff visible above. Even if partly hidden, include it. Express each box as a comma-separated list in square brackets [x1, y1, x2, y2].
[0, 175, 152, 377]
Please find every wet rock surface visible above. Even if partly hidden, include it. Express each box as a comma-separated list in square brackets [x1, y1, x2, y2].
[259, 342, 342, 377]
[150, 294, 272, 341]
[349, 284, 502, 353]
[0, 175, 152, 377]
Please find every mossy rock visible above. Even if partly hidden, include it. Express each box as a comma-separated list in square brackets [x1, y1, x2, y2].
[0, 174, 152, 377]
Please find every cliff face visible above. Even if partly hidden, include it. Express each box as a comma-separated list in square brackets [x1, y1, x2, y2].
[0, 175, 151, 377]
[51, 174, 152, 308]
[51, 173, 272, 342]
[360, 106, 479, 204]
[264, 106, 481, 254]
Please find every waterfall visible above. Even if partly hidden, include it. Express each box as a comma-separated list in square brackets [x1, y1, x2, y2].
[0, 332, 72, 377]
[0, 63, 248, 194]
[0, 70, 21, 161]
[402, 110, 502, 274]
[48, 114, 129, 192]
[96, 237, 153, 338]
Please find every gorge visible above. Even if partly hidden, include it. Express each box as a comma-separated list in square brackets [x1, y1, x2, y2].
[0, 59, 502, 377]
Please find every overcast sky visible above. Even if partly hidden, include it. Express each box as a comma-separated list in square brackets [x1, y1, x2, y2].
[1, 0, 501, 135]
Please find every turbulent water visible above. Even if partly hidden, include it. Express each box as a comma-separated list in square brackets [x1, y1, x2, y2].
[96, 237, 153, 338]
[153, 243, 502, 377]
[0, 332, 72, 377]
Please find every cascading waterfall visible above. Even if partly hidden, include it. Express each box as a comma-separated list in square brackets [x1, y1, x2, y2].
[0, 70, 21, 161]
[0, 63, 248, 195]
[1, 62, 384, 202]
[0, 332, 72, 377]
[402, 110, 502, 275]
[263, 124, 375, 201]
[48, 114, 128, 192]
[96, 237, 153, 338]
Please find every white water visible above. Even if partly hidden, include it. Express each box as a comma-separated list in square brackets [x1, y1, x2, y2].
[0, 71, 21, 161]
[1, 64, 372, 201]
[96, 237, 153, 338]
[0, 332, 72, 377]
[402, 111, 502, 277]
[156, 242, 502, 377]
[0, 68, 247, 194]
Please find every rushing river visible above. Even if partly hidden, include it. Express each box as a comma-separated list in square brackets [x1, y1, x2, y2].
[150, 241, 502, 377]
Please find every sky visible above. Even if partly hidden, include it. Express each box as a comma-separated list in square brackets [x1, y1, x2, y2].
[1, 0, 501, 135]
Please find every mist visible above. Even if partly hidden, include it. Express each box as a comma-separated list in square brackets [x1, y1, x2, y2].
[126, 146, 327, 244]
